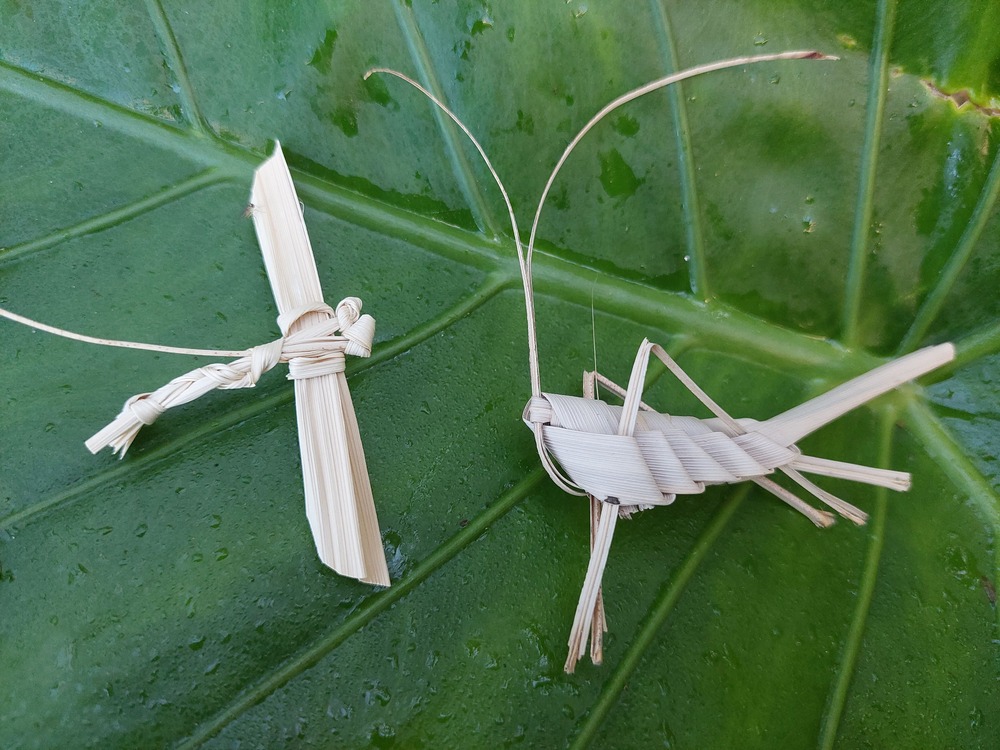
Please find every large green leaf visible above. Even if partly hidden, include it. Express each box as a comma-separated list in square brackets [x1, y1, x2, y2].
[2, 1, 998, 747]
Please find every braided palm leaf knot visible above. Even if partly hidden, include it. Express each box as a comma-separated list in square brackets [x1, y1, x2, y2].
[87, 297, 374, 456]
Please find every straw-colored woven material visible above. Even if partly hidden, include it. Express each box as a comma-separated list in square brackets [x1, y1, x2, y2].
[526, 343, 957, 513]
[371, 52, 956, 673]
[85, 298, 374, 458]
[1, 144, 390, 586]
[246, 144, 389, 586]
[525, 339, 954, 669]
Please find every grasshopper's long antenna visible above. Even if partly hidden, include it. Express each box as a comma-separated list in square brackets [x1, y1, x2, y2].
[368, 52, 837, 400]
[525, 51, 838, 275]
[366, 68, 583, 496]
[364, 68, 543, 398]
[367, 53, 837, 499]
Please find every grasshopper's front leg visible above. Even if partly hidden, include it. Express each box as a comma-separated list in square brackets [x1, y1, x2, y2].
[565, 341, 658, 672]
[582, 370, 608, 667]
[577, 367, 661, 668]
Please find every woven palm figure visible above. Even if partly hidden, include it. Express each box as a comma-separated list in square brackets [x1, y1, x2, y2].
[370, 51, 955, 672]
[525, 339, 953, 669]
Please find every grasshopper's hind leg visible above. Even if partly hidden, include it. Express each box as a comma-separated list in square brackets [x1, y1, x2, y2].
[644, 343, 837, 526]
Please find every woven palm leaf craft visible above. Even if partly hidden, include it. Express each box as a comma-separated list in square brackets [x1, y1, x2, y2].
[0, 144, 390, 586]
[369, 51, 955, 672]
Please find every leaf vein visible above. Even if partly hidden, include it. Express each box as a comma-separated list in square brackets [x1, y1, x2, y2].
[952, 321, 1000, 366]
[905, 401, 1000, 530]
[175, 468, 546, 749]
[817, 409, 895, 749]
[143, 0, 209, 133]
[898, 142, 1000, 353]
[0, 169, 230, 265]
[392, 0, 504, 239]
[842, 0, 898, 346]
[648, 0, 709, 299]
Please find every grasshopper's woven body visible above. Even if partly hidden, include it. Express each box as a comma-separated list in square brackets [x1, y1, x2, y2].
[525, 341, 955, 525]
[528, 394, 795, 506]
[526, 392, 908, 509]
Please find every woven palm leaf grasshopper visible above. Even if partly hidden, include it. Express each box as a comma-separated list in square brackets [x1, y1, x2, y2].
[368, 51, 955, 672]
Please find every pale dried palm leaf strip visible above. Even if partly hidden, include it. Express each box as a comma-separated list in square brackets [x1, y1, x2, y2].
[588, 496, 608, 665]
[533, 344, 955, 508]
[83, 322, 351, 456]
[787, 455, 910, 490]
[780, 466, 868, 525]
[565, 339, 655, 671]
[250, 143, 389, 587]
[78, 143, 388, 585]
[753, 476, 836, 527]
[755, 343, 955, 446]
[581, 373, 608, 666]
[566, 501, 619, 673]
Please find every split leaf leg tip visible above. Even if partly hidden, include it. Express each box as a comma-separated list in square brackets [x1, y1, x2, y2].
[814, 511, 836, 528]
[564, 650, 582, 674]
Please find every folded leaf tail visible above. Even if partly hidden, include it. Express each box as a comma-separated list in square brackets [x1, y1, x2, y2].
[755, 343, 955, 447]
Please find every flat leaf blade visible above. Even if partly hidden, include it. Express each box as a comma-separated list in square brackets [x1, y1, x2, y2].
[1, 2, 997, 748]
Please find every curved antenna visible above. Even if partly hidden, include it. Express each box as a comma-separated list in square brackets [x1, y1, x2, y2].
[0, 306, 248, 358]
[366, 54, 836, 497]
[525, 50, 838, 276]
[364, 68, 544, 400]
[370, 52, 836, 399]
[367, 68, 585, 495]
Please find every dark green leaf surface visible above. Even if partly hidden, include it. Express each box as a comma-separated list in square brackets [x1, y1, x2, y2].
[1, 2, 997, 748]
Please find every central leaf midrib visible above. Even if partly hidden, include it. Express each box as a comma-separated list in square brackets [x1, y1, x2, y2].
[0, 57, 892, 376]
[817, 409, 897, 749]
[0, 57, 984, 378]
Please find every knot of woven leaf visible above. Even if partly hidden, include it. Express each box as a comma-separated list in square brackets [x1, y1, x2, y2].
[85, 297, 375, 457]
[277, 298, 375, 381]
